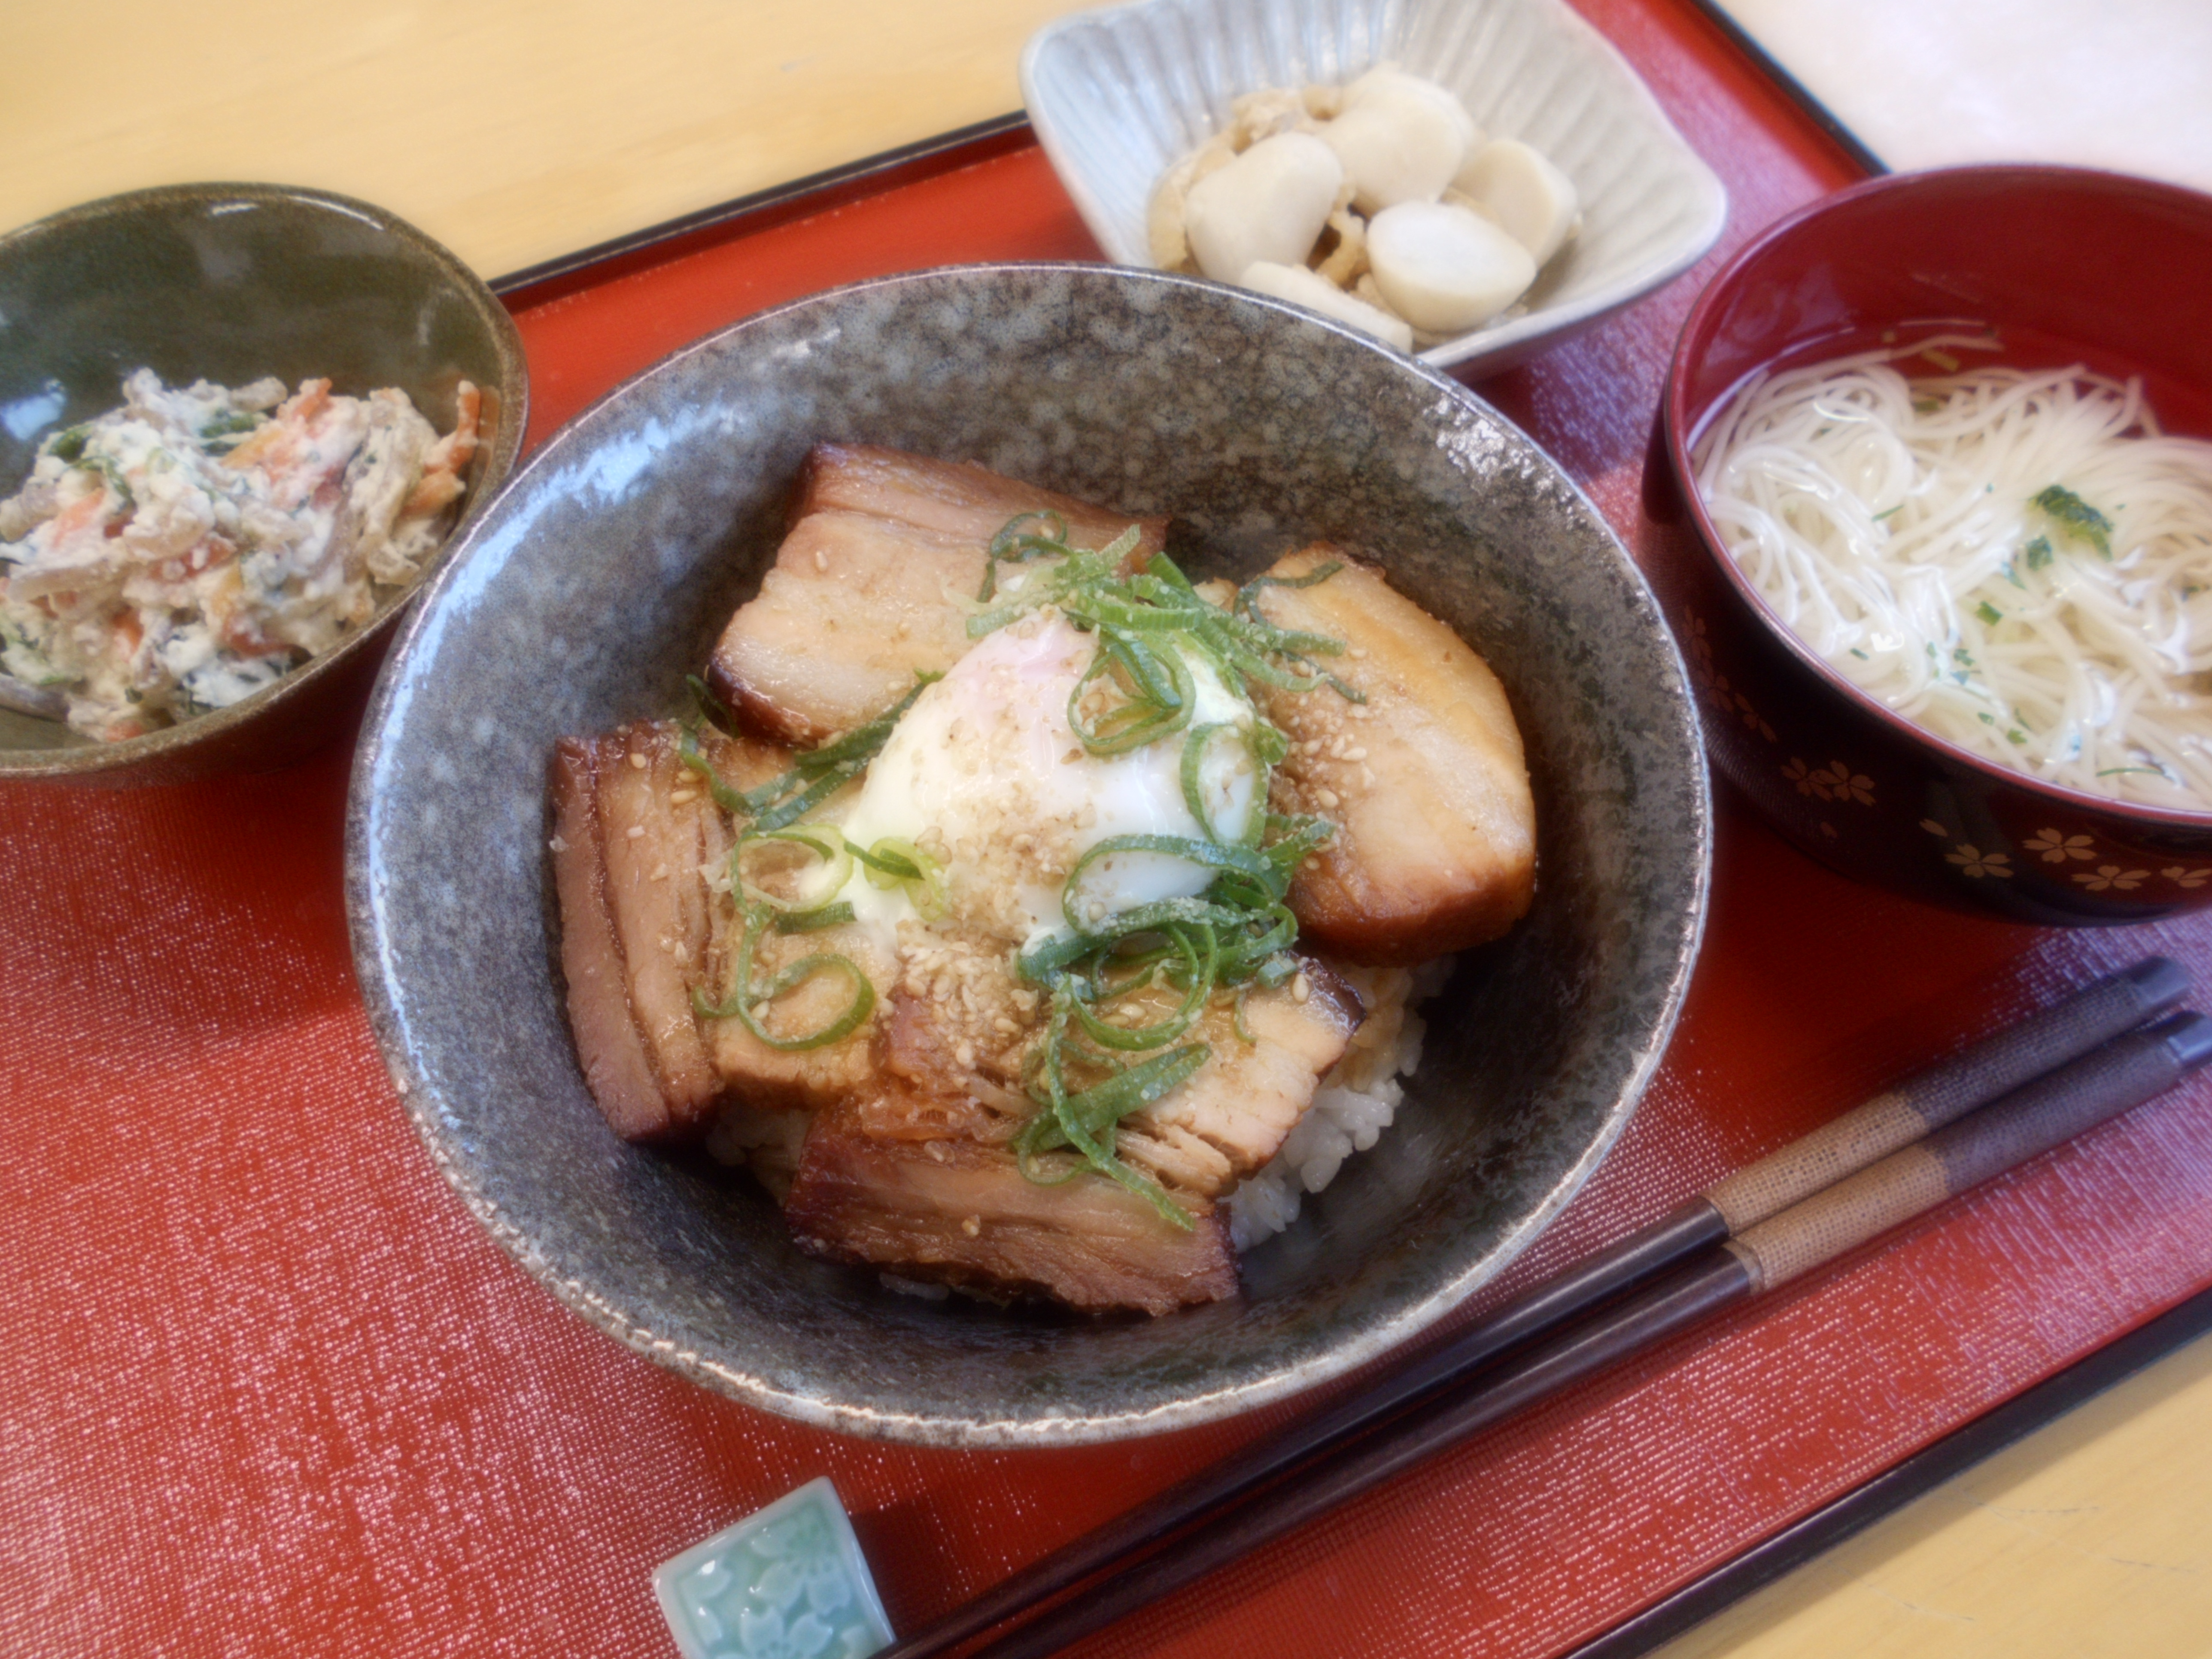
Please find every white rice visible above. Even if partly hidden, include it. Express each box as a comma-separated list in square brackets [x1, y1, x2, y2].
[1225, 958, 1449, 1251]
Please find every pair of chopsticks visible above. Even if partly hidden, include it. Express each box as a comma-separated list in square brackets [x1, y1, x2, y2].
[881, 956, 2206, 1659]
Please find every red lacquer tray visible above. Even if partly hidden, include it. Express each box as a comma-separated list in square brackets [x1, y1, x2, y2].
[6, 3, 2211, 1656]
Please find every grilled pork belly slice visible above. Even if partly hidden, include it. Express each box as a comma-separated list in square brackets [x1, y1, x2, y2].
[701, 913, 893, 1112]
[550, 740, 670, 1140]
[1118, 963, 1364, 1198]
[859, 985, 1030, 1143]
[1247, 544, 1535, 964]
[847, 950, 1361, 1203]
[550, 722, 729, 1141]
[708, 445, 1167, 744]
[708, 511, 993, 746]
[785, 1101, 1239, 1316]
[790, 442, 1170, 554]
[676, 724, 892, 1110]
[550, 718, 892, 1139]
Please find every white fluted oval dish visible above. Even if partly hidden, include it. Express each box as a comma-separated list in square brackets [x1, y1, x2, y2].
[1021, 0, 1728, 376]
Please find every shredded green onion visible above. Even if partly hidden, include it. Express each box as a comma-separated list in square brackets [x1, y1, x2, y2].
[2032, 484, 2114, 559]
[1180, 722, 1261, 847]
[732, 823, 851, 915]
[676, 673, 940, 828]
[668, 683, 945, 1054]
[692, 897, 876, 1051]
[849, 834, 949, 921]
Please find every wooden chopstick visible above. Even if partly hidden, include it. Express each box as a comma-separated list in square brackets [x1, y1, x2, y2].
[953, 1008, 2212, 1659]
[875, 955, 2189, 1659]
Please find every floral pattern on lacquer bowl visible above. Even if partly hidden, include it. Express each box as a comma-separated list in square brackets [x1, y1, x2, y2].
[1639, 164, 2212, 925]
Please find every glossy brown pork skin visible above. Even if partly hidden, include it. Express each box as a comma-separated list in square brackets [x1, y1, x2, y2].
[1116, 965, 1364, 1198]
[785, 1099, 1240, 1316]
[549, 720, 887, 1141]
[1242, 545, 1537, 964]
[707, 444, 1167, 744]
[550, 724, 728, 1142]
[780, 961, 1360, 1313]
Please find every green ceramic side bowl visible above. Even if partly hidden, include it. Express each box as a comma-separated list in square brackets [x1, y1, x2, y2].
[0, 182, 526, 785]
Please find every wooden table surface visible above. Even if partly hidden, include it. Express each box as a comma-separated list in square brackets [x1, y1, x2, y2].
[3, 3, 2206, 1656]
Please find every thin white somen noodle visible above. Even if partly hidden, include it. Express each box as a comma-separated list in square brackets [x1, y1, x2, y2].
[1692, 334, 2212, 808]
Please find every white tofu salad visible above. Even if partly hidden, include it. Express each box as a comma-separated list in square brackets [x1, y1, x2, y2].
[0, 369, 478, 740]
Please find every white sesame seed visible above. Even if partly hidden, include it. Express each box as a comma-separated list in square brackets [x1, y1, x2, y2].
[961, 1215, 982, 1237]
[1315, 788, 1340, 809]
[1344, 747, 1367, 762]
[626, 825, 646, 839]
[669, 790, 697, 806]
[628, 751, 648, 770]
[1291, 972, 1311, 1004]
[813, 547, 829, 573]
[955, 1041, 977, 1069]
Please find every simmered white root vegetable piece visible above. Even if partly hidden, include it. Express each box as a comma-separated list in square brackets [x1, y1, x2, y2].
[1455, 139, 1580, 265]
[784, 1100, 1240, 1315]
[1150, 66, 1582, 351]
[710, 445, 1165, 743]
[1365, 201, 1537, 335]
[1321, 74, 1473, 215]
[1342, 67, 1482, 151]
[1238, 260, 1415, 352]
[1245, 544, 1536, 963]
[1184, 131, 1344, 285]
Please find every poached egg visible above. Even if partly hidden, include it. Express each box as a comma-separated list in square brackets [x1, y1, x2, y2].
[826, 611, 1259, 952]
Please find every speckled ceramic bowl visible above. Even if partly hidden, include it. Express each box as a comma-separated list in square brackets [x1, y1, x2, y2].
[0, 182, 526, 785]
[347, 263, 1708, 1446]
[1647, 167, 2212, 924]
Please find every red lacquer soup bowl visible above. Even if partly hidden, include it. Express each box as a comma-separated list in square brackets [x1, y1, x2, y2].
[1645, 165, 2212, 924]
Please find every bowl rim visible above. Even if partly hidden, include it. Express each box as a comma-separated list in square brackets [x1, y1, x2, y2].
[1017, 0, 1729, 377]
[0, 179, 528, 781]
[1661, 161, 2212, 830]
[346, 258, 1711, 1445]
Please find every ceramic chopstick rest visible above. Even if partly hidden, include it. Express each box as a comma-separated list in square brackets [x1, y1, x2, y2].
[655, 1478, 894, 1659]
